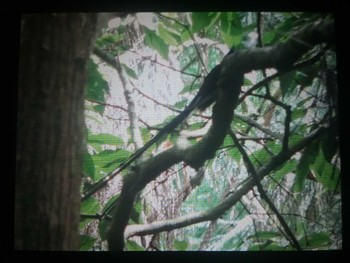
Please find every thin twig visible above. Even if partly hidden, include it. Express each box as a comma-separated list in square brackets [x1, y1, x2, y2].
[157, 13, 208, 74]
[127, 49, 200, 78]
[229, 130, 301, 250]
[252, 93, 291, 151]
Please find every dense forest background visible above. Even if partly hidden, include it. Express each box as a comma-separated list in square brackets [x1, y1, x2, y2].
[78, 12, 341, 251]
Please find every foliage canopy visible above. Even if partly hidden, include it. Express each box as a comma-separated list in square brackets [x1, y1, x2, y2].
[80, 12, 340, 251]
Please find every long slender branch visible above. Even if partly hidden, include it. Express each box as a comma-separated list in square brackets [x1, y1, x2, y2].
[124, 124, 328, 238]
[229, 130, 301, 250]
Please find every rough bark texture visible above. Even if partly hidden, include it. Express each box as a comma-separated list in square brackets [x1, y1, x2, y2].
[15, 13, 98, 250]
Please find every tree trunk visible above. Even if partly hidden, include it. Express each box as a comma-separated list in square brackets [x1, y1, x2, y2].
[15, 13, 98, 250]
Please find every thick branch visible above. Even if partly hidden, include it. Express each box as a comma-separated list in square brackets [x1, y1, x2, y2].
[107, 66, 244, 251]
[222, 19, 334, 74]
[107, 18, 334, 251]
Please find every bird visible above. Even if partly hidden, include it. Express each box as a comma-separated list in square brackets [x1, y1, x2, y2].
[120, 47, 237, 163]
[82, 47, 237, 200]
[186, 47, 235, 112]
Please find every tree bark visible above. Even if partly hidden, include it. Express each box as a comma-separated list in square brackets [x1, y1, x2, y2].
[15, 13, 98, 250]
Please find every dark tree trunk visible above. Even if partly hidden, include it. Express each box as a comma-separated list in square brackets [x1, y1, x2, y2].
[15, 13, 98, 250]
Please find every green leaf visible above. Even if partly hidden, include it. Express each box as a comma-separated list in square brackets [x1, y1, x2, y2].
[92, 105, 105, 115]
[83, 153, 95, 179]
[174, 99, 188, 109]
[294, 140, 319, 192]
[81, 197, 100, 214]
[262, 31, 276, 44]
[180, 28, 191, 42]
[188, 122, 205, 131]
[122, 63, 138, 79]
[220, 12, 243, 47]
[311, 149, 340, 192]
[140, 127, 152, 144]
[279, 71, 296, 97]
[191, 12, 213, 33]
[143, 26, 169, 60]
[296, 65, 318, 87]
[126, 240, 145, 251]
[179, 83, 201, 95]
[88, 133, 124, 146]
[250, 147, 271, 167]
[173, 239, 188, 251]
[130, 201, 143, 224]
[299, 232, 331, 248]
[243, 77, 253, 86]
[100, 149, 131, 172]
[102, 194, 120, 215]
[98, 219, 110, 241]
[158, 24, 181, 46]
[248, 231, 282, 241]
[91, 149, 130, 180]
[86, 59, 109, 113]
[221, 24, 243, 47]
[80, 235, 96, 251]
[273, 159, 297, 182]
[79, 218, 93, 230]
[95, 33, 123, 49]
[291, 108, 307, 121]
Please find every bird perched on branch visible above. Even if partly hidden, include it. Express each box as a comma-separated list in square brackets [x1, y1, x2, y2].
[186, 47, 236, 112]
[82, 47, 236, 200]
[130, 47, 236, 154]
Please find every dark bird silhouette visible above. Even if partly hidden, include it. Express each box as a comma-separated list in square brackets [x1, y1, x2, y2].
[82, 47, 236, 201]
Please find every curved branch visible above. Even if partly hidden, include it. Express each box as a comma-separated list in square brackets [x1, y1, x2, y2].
[104, 18, 334, 250]
[107, 64, 244, 251]
[222, 19, 334, 74]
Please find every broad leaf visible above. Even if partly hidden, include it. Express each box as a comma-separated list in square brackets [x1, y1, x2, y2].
[81, 197, 100, 215]
[86, 59, 109, 114]
[262, 31, 276, 44]
[173, 239, 189, 251]
[130, 201, 143, 224]
[80, 235, 96, 251]
[122, 63, 138, 79]
[191, 12, 212, 33]
[158, 24, 181, 46]
[272, 159, 297, 182]
[98, 219, 110, 241]
[247, 231, 282, 241]
[143, 26, 169, 60]
[299, 232, 331, 248]
[83, 153, 95, 179]
[126, 240, 145, 251]
[294, 140, 319, 192]
[311, 149, 340, 192]
[88, 133, 124, 146]
[291, 108, 307, 122]
[279, 71, 296, 97]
